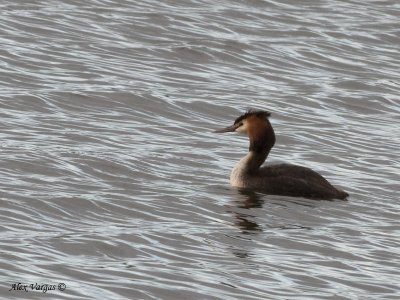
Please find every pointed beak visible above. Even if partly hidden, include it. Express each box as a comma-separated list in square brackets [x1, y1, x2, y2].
[213, 124, 237, 133]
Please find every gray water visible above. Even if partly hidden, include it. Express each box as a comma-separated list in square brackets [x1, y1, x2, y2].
[1, 0, 399, 299]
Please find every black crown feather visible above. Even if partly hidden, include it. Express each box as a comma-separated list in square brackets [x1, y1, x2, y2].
[234, 110, 271, 125]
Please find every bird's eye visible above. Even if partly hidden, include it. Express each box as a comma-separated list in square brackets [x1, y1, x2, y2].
[238, 122, 243, 127]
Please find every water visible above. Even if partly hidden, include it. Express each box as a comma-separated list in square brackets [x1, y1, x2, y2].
[1, 0, 399, 299]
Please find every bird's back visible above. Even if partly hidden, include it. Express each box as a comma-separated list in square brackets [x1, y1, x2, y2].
[236, 163, 348, 200]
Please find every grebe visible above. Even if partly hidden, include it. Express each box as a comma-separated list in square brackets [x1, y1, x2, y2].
[214, 110, 348, 200]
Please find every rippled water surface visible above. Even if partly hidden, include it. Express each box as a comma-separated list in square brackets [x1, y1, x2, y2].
[1, 0, 399, 299]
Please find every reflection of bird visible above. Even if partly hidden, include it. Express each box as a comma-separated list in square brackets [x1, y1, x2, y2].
[214, 110, 348, 200]
[235, 215, 261, 233]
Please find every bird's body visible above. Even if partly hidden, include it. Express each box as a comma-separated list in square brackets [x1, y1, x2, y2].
[231, 159, 348, 200]
[215, 110, 348, 200]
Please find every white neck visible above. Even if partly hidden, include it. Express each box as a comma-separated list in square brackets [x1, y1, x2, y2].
[230, 151, 267, 187]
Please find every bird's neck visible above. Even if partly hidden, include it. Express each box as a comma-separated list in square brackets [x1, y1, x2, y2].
[230, 126, 275, 187]
[244, 125, 275, 172]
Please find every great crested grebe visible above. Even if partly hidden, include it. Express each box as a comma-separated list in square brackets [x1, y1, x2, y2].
[214, 110, 348, 200]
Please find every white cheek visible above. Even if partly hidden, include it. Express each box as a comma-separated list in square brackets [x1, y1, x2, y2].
[235, 123, 248, 134]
